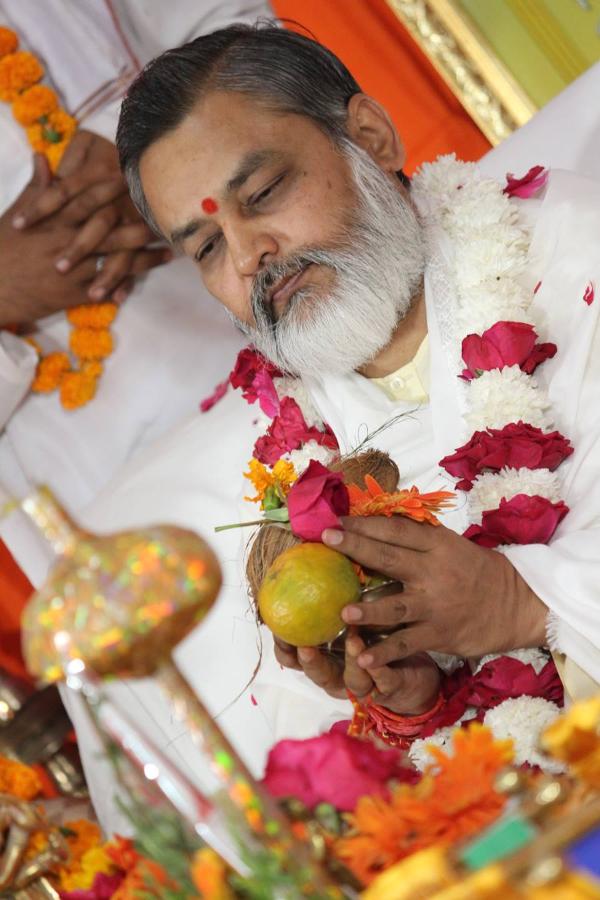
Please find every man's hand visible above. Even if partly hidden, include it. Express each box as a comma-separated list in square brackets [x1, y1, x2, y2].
[12, 131, 123, 229]
[321, 516, 548, 670]
[273, 630, 441, 714]
[0, 157, 169, 325]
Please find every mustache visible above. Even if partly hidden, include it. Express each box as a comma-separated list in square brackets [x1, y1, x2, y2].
[250, 247, 345, 326]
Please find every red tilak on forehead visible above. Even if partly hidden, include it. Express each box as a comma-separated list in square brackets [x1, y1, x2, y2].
[201, 197, 218, 214]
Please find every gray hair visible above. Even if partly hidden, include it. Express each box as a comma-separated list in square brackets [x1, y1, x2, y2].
[116, 22, 363, 235]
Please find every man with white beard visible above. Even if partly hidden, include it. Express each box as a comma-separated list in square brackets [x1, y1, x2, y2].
[47, 25, 600, 833]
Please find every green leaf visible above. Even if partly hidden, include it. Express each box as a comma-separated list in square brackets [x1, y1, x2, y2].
[263, 507, 290, 523]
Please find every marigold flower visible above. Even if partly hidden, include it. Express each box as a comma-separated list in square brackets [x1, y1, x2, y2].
[333, 724, 511, 885]
[191, 848, 235, 900]
[26, 122, 51, 152]
[0, 51, 43, 101]
[46, 108, 77, 140]
[70, 327, 113, 360]
[46, 138, 68, 172]
[347, 475, 454, 525]
[12, 84, 58, 125]
[105, 836, 139, 872]
[0, 27, 18, 57]
[58, 843, 113, 891]
[60, 368, 100, 410]
[244, 457, 296, 505]
[31, 351, 71, 392]
[0, 756, 43, 799]
[67, 302, 118, 329]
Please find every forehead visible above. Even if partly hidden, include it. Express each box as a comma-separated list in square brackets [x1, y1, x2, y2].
[139, 91, 335, 235]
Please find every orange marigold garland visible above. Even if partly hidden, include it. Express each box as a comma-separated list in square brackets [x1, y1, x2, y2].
[1, 28, 118, 410]
[0, 30, 75, 167]
[29, 303, 117, 410]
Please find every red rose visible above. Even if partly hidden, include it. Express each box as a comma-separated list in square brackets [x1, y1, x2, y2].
[440, 422, 573, 490]
[461, 321, 556, 380]
[503, 165, 548, 199]
[261, 731, 411, 811]
[287, 460, 349, 541]
[229, 347, 281, 401]
[464, 494, 569, 548]
[254, 398, 338, 466]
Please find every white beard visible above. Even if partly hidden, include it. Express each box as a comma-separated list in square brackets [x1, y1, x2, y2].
[231, 139, 427, 376]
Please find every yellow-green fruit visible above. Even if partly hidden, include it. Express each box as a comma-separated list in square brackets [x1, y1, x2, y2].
[258, 542, 361, 647]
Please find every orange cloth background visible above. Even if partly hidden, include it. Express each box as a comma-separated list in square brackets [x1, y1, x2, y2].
[272, 0, 491, 171]
[0, 541, 32, 683]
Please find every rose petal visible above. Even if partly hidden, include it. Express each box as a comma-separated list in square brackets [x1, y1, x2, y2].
[199, 377, 228, 413]
[583, 282, 595, 306]
[503, 165, 548, 199]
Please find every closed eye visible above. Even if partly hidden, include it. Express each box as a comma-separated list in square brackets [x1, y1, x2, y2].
[195, 233, 222, 263]
[248, 174, 285, 207]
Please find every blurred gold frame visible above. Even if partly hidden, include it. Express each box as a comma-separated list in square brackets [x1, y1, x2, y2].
[386, 0, 538, 145]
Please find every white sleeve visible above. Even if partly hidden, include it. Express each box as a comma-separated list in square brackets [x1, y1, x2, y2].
[0, 332, 37, 429]
[81, 1, 275, 145]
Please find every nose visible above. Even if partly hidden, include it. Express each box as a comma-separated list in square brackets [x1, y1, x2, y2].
[227, 223, 279, 277]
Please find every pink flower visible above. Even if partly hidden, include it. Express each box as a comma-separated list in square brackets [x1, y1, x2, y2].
[199, 377, 229, 413]
[461, 321, 556, 380]
[252, 368, 280, 417]
[253, 397, 338, 466]
[229, 346, 281, 410]
[287, 460, 349, 541]
[464, 494, 569, 548]
[440, 422, 573, 490]
[60, 871, 125, 899]
[261, 731, 411, 811]
[583, 282, 595, 306]
[503, 165, 548, 199]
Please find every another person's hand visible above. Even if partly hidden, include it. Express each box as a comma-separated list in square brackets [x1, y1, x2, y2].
[0, 158, 169, 326]
[273, 629, 441, 714]
[11, 134, 169, 302]
[321, 516, 548, 670]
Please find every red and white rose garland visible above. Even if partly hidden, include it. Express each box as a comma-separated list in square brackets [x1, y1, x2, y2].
[202, 157, 575, 770]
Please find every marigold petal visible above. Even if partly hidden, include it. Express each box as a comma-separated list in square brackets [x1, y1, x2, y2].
[0, 27, 18, 57]
[66, 302, 118, 329]
[31, 352, 71, 392]
[12, 84, 58, 125]
[0, 51, 43, 101]
[69, 327, 113, 360]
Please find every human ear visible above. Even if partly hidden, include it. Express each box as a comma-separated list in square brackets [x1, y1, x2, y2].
[345, 94, 405, 173]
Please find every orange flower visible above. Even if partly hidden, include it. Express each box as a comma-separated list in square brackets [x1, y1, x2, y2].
[0, 756, 43, 799]
[347, 475, 454, 525]
[0, 27, 18, 57]
[59, 367, 100, 410]
[334, 724, 511, 886]
[244, 457, 297, 505]
[67, 302, 118, 329]
[105, 836, 139, 873]
[46, 139, 69, 171]
[12, 84, 58, 125]
[0, 51, 43, 101]
[26, 121, 51, 152]
[31, 352, 71, 393]
[112, 858, 173, 899]
[70, 327, 113, 360]
[191, 848, 235, 900]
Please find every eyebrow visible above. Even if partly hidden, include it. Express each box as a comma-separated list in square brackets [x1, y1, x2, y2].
[169, 149, 284, 248]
